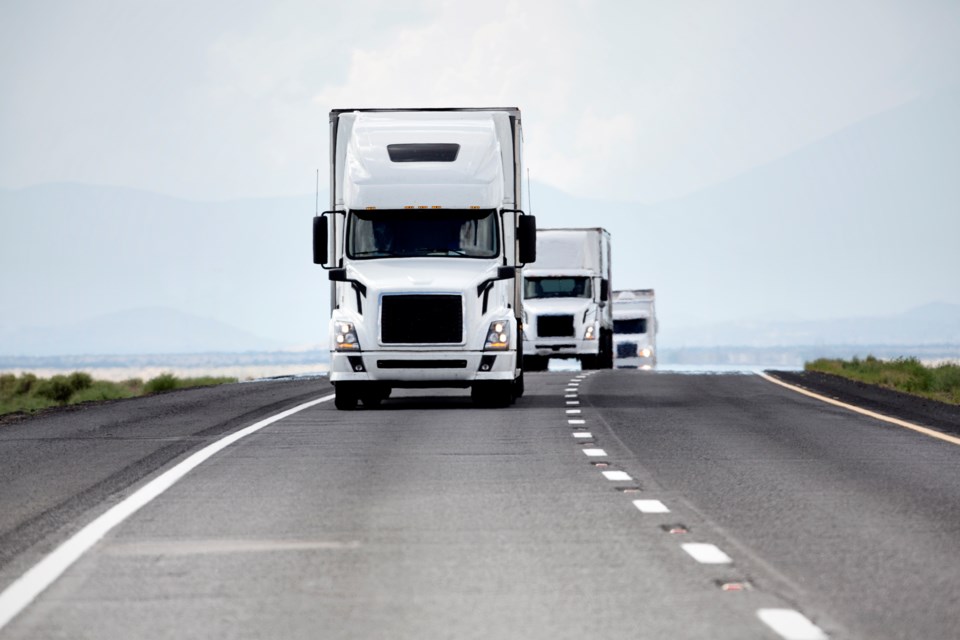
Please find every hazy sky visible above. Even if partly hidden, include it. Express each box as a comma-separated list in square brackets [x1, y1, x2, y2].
[3, 0, 959, 203]
[2, 1, 959, 352]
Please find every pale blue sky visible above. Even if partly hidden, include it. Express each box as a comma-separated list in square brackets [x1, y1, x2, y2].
[1, 1, 959, 350]
[3, 0, 959, 203]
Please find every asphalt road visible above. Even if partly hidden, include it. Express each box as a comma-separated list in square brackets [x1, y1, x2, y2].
[1, 371, 958, 639]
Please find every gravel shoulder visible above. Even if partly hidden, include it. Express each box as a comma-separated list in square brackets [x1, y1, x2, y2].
[767, 369, 960, 438]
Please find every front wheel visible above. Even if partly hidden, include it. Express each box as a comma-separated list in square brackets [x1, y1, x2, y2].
[334, 384, 358, 410]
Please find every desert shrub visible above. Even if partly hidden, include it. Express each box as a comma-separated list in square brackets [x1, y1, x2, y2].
[35, 375, 74, 404]
[15, 373, 38, 396]
[67, 371, 94, 393]
[0, 374, 17, 396]
[144, 373, 178, 394]
[70, 381, 135, 404]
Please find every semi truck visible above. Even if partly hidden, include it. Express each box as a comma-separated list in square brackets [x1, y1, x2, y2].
[612, 289, 657, 368]
[521, 228, 613, 370]
[313, 108, 536, 410]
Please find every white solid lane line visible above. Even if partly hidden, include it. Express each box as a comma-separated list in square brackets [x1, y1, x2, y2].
[0, 393, 336, 633]
[602, 470, 632, 481]
[681, 543, 733, 564]
[757, 371, 960, 447]
[757, 609, 828, 640]
[633, 500, 670, 514]
[583, 449, 607, 457]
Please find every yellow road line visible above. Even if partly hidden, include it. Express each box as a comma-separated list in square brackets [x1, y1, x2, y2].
[757, 372, 960, 447]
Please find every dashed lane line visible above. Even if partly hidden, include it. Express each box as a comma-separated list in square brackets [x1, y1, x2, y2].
[757, 609, 828, 640]
[633, 500, 670, 514]
[0, 393, 336, 633]
[681, 543, 733, 564]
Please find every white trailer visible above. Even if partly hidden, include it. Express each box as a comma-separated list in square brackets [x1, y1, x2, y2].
[313, 108, 537, 410]
[612, 289, 657, 368]
[521, 228, 613, 370]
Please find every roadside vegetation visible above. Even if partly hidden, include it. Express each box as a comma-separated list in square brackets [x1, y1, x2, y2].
[0, 372, 237, 418]
[805, 356, 960, 405]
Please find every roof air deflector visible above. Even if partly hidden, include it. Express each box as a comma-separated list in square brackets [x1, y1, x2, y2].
[387, 143, 460, 163]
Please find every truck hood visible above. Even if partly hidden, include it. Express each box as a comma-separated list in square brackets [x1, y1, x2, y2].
[523, 297, 595, 317]
[346, 258, 500, 293]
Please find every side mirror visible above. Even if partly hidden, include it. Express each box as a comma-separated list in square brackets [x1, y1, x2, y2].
[600, 279, 609, 302]
[313, 216, 328, 265]
[518, 215, 537, 264]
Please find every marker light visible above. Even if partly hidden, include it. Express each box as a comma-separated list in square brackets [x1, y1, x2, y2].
[484, 319, 510, 350]
[334, 321, 360, 351]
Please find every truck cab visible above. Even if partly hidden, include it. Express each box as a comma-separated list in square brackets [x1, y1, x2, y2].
[521, 228, 613, 370]
[313, 109, 536, 409]
[612, 289, 657, 369]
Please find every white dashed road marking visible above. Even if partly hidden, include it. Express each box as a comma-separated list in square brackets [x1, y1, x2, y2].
[602, 470, 633, 481]
[633, 500, 670, 514]
[568, 419, 586, 425]
[572, 432, 593, 438]
[566, 401, 580, 405]
[681, 543, 733, 564]
[583, 449, 607, 457]
[566, 409, 581, 414]
[757, 609, 828, 640]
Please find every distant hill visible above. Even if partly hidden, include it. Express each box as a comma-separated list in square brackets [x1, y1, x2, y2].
[665, 302, 960, 348]
[0, 307, 282, 356]
[531, 86, 960, 334]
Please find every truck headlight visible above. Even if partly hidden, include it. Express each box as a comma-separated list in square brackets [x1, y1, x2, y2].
[584, 323, 597, 340]
[334, 321, 360, 351]
[640, 347, 653, 358]
[484, 320, 510, 351]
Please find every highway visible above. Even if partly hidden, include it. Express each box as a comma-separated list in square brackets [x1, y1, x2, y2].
[1, 371, 958, 639]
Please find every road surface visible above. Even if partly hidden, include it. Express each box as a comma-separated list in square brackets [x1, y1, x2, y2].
[1, 371, 958, 639]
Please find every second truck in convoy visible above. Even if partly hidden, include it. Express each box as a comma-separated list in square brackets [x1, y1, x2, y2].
[313, 108, 536, 410]
[521, 228, 613, 370]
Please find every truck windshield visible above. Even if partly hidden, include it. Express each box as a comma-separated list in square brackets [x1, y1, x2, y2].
[614, 318, 647, 334]
[347, 210, 499, 259]
[524, 277, 592, 299]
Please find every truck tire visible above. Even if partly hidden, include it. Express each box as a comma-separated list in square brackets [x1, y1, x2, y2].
[580, 355, 597, 370]
[513, 371, 525, 399]
[472, 381, 513, 408]
[359, 383, 390, 408]
[601, 330, 615, 369]
[334, 384, 358, 410]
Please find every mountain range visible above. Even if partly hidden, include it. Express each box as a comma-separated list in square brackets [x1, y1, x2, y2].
[2, 86, 958, 356]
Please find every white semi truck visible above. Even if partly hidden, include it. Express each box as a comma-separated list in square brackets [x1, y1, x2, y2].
[612, 289, 657, 368]
[521, 228, 613, 370]
[313, 108, 536, 410]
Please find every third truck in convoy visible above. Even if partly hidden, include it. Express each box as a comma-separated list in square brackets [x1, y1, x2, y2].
[612, 289, 657, 368]
[521, 228, 613, 370]
[313, 108, 536, 410]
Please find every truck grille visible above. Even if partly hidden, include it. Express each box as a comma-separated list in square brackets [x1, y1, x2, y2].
[537, 315, 574, 338]
[617, 342, 638, 358]
[381, 294, 463, 344]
